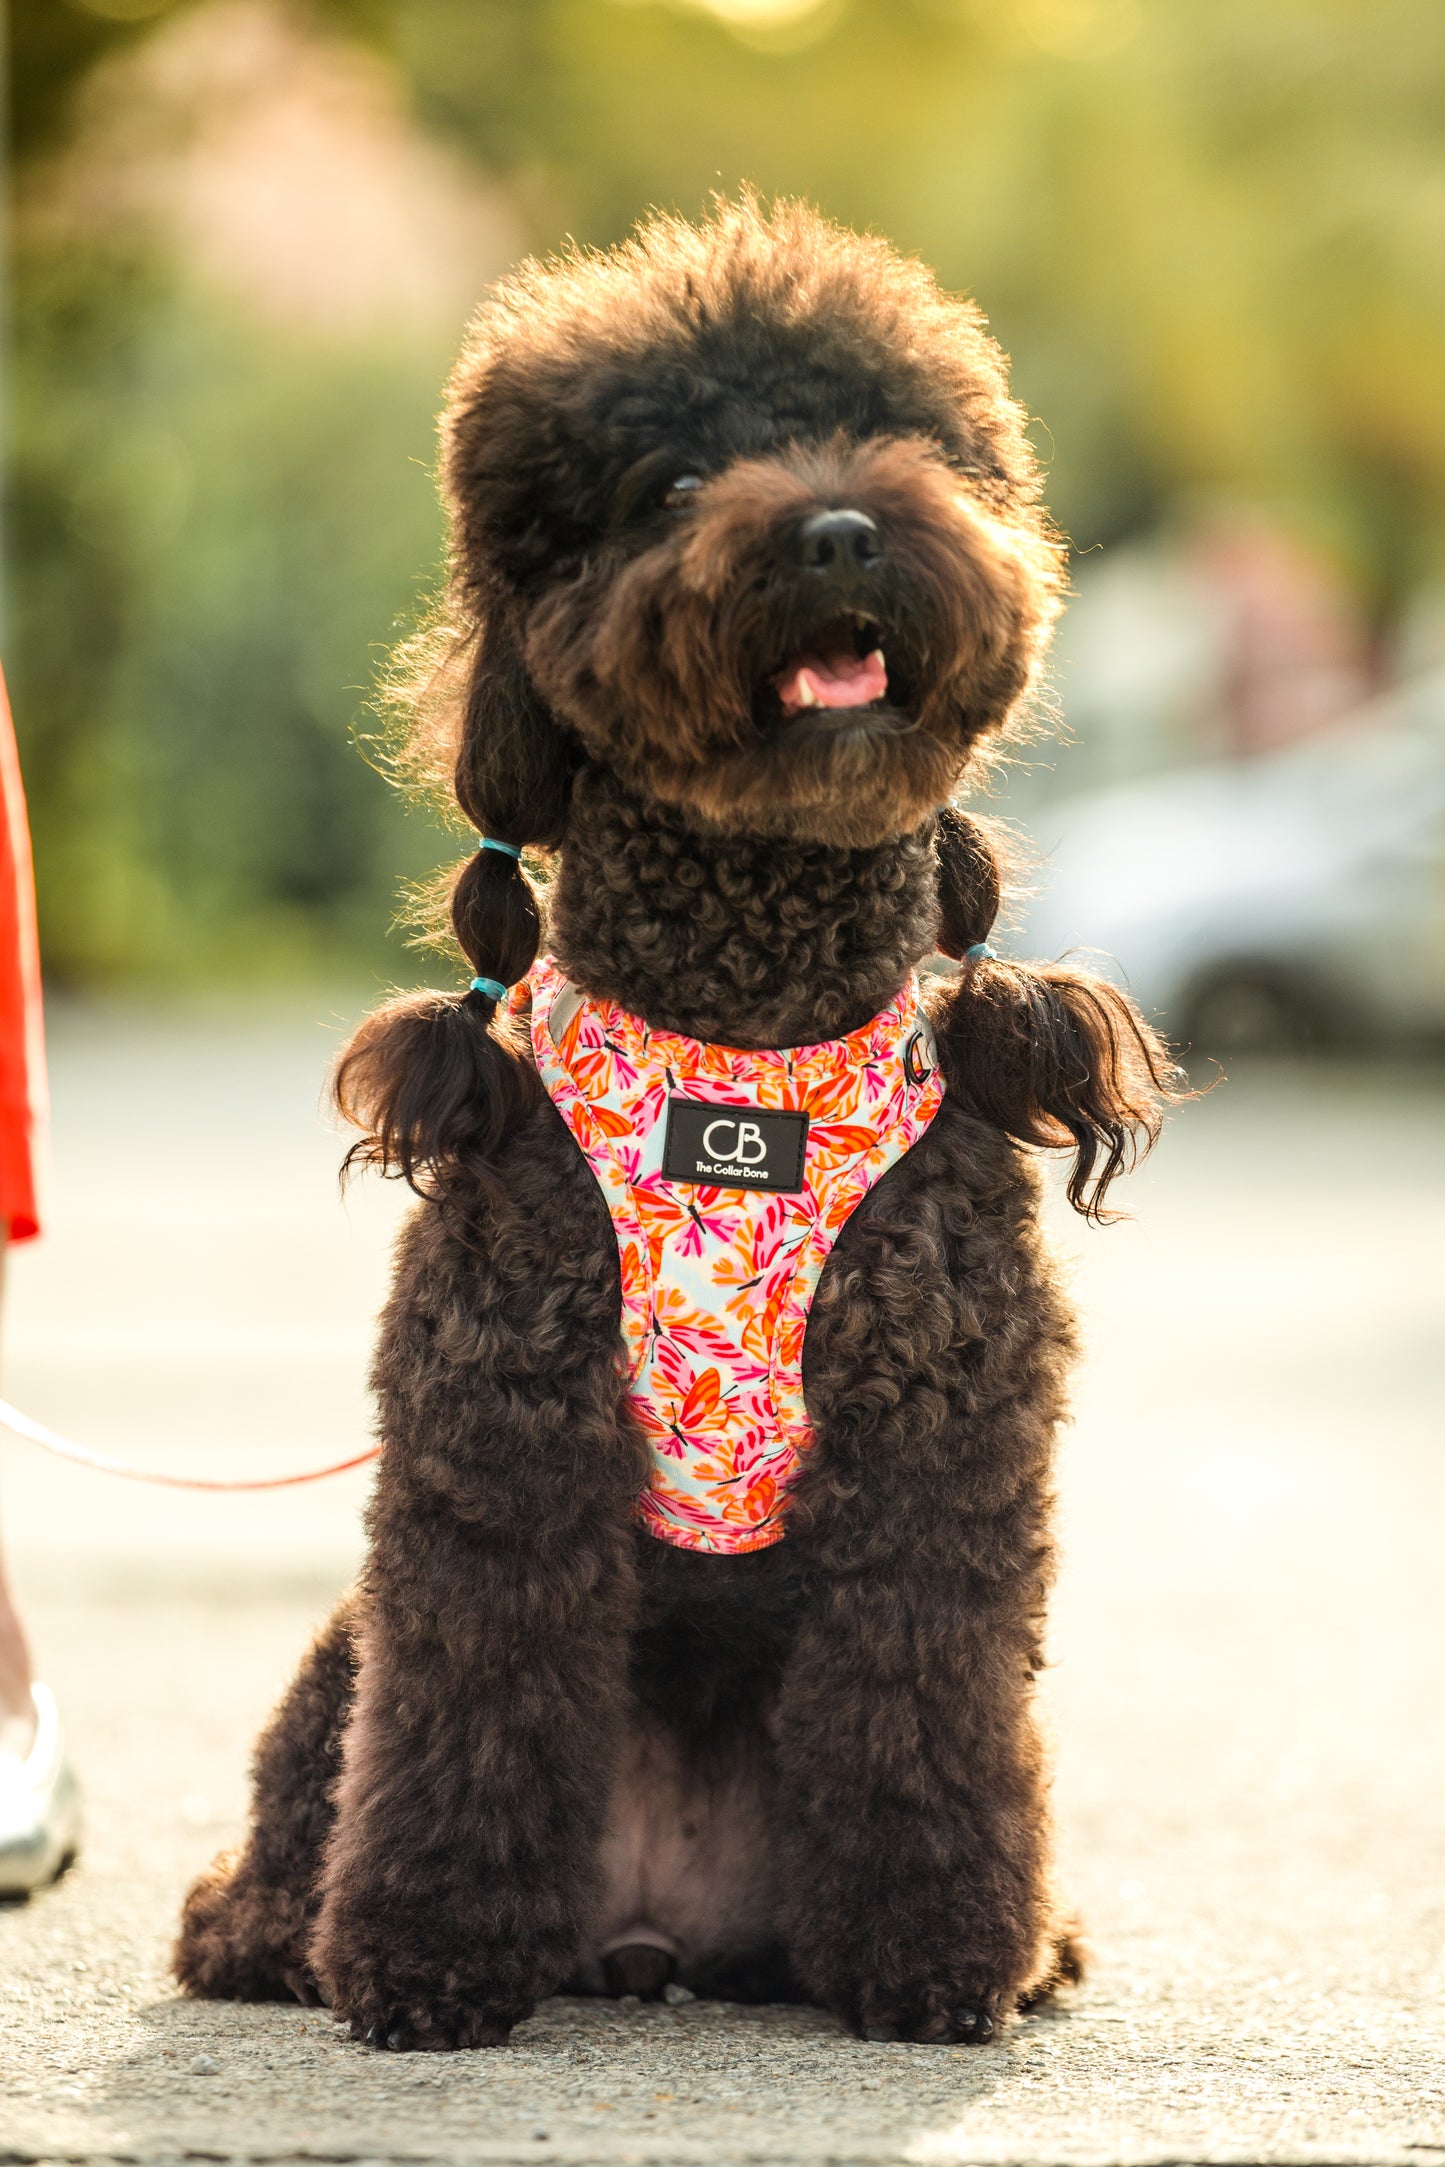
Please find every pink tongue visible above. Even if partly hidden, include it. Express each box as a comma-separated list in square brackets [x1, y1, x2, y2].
[774, 644, 888, 715]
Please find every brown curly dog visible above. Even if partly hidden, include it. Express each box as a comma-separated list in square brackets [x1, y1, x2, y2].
[174, 196, 1171, 2051]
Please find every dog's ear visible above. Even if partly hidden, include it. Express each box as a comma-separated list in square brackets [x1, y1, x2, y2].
[444, 612, 577, 1058]
[453, 608, 578, 850]
[333, 615, 579, 1203]
[932, 807, 1182, 1220]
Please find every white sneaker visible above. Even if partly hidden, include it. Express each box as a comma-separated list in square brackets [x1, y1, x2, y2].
[0, 1684, 81, 1896]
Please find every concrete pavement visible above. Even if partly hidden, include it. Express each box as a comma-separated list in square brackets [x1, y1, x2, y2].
[1, 1000, 1442, 2164]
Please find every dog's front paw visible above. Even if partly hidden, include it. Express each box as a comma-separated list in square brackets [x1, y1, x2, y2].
[849, 1981, 1006, 2046]
[324, 1956, 529, 2051]
[355, 2003, 520, 2053]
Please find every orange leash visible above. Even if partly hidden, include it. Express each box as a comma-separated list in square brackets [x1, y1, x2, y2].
[0, 1398, 382, 1490]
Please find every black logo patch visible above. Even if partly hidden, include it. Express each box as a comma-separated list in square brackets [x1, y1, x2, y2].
[662, 1098, 809, 1193]
[904, 1029, 931, 1087]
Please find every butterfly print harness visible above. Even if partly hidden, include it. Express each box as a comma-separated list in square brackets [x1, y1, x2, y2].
[526, 955, 946, 1556]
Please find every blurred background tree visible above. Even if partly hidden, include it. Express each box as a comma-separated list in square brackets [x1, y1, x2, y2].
[6, 0, 1445, 987]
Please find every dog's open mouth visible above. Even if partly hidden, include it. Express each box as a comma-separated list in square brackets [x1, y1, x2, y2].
[770, 613, 888, 718]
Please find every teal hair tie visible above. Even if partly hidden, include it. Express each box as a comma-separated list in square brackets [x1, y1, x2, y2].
[477, 837, 521, 859]
[966, 941, 998, 962]
[469, 975, 509, 1001]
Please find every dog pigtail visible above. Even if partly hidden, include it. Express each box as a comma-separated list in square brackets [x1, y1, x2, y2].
[933, 806, 1180, 1221]
[335, 616, 577, 1200]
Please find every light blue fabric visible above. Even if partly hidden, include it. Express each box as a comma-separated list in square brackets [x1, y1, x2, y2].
[469, 975, 509, 1001]
[965, 941, 998, 961]
[477, 837, 521, 858]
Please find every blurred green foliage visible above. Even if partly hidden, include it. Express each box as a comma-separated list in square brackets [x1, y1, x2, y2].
[8, 243, 453, 983]
[6, 0, 1445, 985]
[386, 0, 1445, 578]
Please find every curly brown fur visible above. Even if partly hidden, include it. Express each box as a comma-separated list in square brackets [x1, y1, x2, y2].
[551, 764, 941, 1047]
[177, 195, 1175, 2050]
[174, 1597, 358, 2005]
[768, 1086, 1077, 2041]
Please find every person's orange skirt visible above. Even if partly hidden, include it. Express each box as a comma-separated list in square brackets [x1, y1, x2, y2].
[0, 669, 45, 1244]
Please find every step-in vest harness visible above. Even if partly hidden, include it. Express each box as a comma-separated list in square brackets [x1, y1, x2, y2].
[527, 957, 945, 1555]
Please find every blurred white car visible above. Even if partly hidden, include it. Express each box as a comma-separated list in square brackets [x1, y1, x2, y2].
[1009, 671, 1445, 1054]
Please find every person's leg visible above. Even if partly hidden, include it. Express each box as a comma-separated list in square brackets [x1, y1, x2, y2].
[0, 1222, 78, 1899]
[0, 1236, 32, 1757]
[0, 1525, 37, 1757]
[0, 666, 62, 1836]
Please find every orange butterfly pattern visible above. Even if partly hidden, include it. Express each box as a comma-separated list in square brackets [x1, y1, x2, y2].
[529, 957, 945, 1554]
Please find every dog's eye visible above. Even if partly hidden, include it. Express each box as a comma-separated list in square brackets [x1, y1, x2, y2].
[665, 475, 704, 511]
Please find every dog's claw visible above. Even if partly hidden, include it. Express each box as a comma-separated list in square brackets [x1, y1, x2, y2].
[851, 1987, 1003, 2045]
[343, 1994, 520, 2052]
[358, 2016, 420, 2051]
[954, 2004, 995, 2043]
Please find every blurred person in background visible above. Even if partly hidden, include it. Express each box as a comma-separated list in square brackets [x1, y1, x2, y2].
[0, 664, 80, 1895]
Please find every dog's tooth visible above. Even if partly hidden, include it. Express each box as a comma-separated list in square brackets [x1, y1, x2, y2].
[866, 648, 885, 667]
[795, 677, 819, 708]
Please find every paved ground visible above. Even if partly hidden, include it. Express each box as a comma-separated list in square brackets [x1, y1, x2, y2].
[1, 1000, 1442, 2166]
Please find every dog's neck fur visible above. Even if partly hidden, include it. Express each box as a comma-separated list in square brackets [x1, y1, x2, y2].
[548, 767, 941, 1049]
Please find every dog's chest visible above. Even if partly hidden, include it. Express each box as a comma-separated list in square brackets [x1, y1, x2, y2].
[523, 957, 944, 1557]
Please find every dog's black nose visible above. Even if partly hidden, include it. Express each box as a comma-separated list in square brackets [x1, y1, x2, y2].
[794, 509, 883, 581]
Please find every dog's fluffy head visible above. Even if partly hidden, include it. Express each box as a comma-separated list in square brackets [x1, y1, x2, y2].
[437, 195, 1063, 850]
[343, 201, 1174, 1214]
